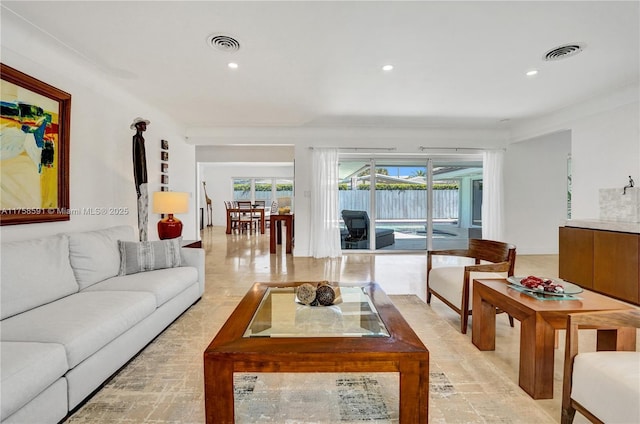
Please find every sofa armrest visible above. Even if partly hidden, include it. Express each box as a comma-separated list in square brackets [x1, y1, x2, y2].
[181, 247, 205, 297]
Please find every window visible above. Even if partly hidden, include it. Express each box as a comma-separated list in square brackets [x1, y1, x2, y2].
[233, 177, 294, 208]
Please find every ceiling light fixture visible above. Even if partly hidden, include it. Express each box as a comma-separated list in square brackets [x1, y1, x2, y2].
[526, 69, 538, 77]
[382, 64, 394, 71]
[228, 62, 239, 69]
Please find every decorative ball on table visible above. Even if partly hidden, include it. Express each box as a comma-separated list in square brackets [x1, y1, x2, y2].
[315, 283, 336, 306]
[296, 283, 317, 305]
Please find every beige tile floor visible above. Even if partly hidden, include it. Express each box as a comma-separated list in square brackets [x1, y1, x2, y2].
[65, 226, 624, 423]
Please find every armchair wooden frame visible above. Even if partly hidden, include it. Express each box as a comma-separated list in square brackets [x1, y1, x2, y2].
[427, 238, 517, 334]
[561, 309, 640, 424]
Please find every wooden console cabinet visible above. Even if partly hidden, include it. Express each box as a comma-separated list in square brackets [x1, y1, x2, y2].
[559, 226, 639, 304]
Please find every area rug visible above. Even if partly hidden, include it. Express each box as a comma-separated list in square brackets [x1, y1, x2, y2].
[234, 373, 400, 423]
[65, 294, 559, 424]
[234, 372, 456, 423]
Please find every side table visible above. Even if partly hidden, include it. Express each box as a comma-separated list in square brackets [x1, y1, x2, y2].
[269, 214, 294, 254]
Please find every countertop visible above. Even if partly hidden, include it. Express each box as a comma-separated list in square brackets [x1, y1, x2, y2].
[563, 219, 640, 234]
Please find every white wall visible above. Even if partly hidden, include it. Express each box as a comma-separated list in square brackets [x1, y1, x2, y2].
[1, 14, 197, 242]
[569, 102, 639, 220]
[510, 84, 640, 222]
[504, 131, 571, 254]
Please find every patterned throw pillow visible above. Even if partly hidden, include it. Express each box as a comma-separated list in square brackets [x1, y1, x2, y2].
[118, 238, 182, 275]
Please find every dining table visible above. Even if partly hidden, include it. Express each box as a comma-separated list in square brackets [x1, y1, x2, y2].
[225, 206, 265, 234]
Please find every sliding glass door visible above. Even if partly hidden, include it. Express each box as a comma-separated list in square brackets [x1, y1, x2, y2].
[431, 160, 483, 250]
[338, 161, 372, 249]
[338, 156, 482, 252]
[373, 162, 428, 251]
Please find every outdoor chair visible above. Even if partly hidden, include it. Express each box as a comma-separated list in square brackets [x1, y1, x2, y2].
[341, 210, 394, 249]
[427, 238, 516, 334]
[561, 309, 640, 424]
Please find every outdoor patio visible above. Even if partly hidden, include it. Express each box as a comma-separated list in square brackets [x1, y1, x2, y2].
[340, 220, 474, 252]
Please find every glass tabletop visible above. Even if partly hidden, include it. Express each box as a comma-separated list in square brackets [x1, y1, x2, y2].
[243, 285, 390, 338]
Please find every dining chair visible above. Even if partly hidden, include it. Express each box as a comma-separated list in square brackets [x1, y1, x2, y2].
[224, 201, 239, 233]
[265, 201, 277, 229]
[561, 309, 640, 424]
[253, 200, 266, 219]
[427, 238, 517, 334]
[253, 200, 268, 230]
[236, 201, 258, 233]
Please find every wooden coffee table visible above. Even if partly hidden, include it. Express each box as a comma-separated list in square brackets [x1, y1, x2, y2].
[203, 282, 429, 423]
[471, 278, 636, 399]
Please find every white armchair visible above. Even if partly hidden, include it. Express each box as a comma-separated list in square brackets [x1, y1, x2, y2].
[562, 309, 640, 424]
[427, 239, 517, 334]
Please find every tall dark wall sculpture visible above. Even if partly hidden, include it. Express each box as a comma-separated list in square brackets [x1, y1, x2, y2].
[131, 117, 150, 241]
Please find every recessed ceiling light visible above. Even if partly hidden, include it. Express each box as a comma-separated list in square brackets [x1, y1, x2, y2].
[382, 64, 394, 71]
[228, 62, 239, 69]
[526, 69, 538, 77]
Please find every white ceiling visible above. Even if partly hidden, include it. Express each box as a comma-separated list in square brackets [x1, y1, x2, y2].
[3, 1, 639, 133]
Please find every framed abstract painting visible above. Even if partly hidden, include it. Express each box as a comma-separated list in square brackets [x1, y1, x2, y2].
[1, 64, 71, 225]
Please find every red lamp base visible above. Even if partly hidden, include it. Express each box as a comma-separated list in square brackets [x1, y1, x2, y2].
[157, 214, 183, 239]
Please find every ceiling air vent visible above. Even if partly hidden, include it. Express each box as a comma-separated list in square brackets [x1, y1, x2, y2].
[207, 34, 240, 53]
[543, 44, 584, 61]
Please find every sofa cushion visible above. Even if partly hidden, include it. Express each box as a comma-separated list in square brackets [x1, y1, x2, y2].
[428, 267, 506, 309]
[0, 341, 69, 421]
[572, 351, 640, 423]
[1, 235, 78, 320]
[84, 266, 198, 307]
[118, 238, 182, 276]
[66, 225, 136, 290]
[0, 291, 156, 368]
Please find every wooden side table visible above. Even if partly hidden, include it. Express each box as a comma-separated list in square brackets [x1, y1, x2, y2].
[471, 278, 635, 399]
[269, 214, 294, 254]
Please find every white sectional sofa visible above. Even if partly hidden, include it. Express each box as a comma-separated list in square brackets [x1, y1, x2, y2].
[0, 226, 205, 424]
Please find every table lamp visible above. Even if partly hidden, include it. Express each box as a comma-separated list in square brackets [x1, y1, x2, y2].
[153, 191, 189, 239]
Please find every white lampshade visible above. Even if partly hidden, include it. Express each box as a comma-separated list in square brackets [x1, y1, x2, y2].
[153, 191, 189, 214]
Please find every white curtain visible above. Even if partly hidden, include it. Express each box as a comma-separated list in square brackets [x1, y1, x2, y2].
[310, 148, 343, 258]
[482, 150, 505, 241]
